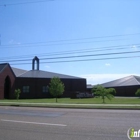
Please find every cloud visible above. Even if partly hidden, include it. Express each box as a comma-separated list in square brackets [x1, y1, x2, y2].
[132, 45, 136, 48]
[80, 73, 140, 85]
[9, 39, 21, 45]
[45, 65, 50, 69]
[105, 63, 111, 66]
[131, 45, 138, 50]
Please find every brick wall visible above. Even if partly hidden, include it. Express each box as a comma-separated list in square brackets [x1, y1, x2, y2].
[0, 65, 15, 99]
[15, 77, 86, 99]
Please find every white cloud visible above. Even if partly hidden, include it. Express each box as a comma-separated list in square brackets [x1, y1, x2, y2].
[105, 63, 111, 66]
[80, 73, 140, 85]
[131, 45, 138, 50]
[45, 65, 50, 69]
[9, 39, 21, 45]
[132, 45, 136, 48]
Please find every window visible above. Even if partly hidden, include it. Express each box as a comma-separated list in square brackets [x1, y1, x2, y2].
[23, 86, 29, 93]
[42, 86, 48, 93]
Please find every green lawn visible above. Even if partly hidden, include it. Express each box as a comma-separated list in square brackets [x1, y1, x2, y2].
[0, 97, 140, 104]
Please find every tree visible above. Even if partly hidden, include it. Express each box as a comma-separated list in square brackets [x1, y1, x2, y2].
[92, 85, 115, 103]
[14, 89, 21, 100]
[135, 89, 140, 98]
[49, 77, 65, 102]
[107, 88, 116, 96]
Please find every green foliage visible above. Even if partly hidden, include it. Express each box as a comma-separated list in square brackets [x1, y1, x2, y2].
[14, 89, 21, 100]
[92, 85, 115, 103]
[135, 89, 140, 97]
[49, 77, 65, 102]
[107, 88, 116, 96]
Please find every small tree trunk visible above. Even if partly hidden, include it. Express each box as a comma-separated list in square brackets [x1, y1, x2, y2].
[17, 95, 19, 101]
[102, 96, 105, 103]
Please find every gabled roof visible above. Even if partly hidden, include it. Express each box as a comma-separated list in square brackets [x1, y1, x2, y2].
[11, 67, 27, 77]
[0, 63, 16, 77]
[101, 75, 140, 87]
[18, 70, 84, 79]
[0, 63, 8, 73]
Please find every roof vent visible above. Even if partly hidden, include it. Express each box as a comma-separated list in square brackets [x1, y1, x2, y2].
[32, 56, 39, 70]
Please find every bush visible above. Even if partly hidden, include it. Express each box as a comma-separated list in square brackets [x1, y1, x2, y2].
[135, 89, 140, 97]
[14, 89, 21, 100]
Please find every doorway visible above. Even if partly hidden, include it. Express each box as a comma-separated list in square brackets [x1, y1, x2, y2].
[4, 76, 11, 99]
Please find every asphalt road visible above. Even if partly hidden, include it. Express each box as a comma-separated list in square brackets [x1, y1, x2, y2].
[0, 106, 140, 140]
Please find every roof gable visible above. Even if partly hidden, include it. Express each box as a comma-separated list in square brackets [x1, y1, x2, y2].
[0, 63, 8, 73]
[0, 63, 16, 78]
[134, 76, 140, 84]
[101, 75, 140, 87]
[12, 67, 27, 77]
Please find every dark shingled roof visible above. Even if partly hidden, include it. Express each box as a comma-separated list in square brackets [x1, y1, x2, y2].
[101, 75, 140, 87]
[12, 67, 27, 77]
[0, 63, 8, 73]
[18, 70, 84, 79]
[1, 59, 85, 79]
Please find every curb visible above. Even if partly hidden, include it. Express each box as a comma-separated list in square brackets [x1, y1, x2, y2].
[0, 102, 140, 110]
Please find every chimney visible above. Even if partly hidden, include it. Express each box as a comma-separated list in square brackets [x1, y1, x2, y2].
[32, 56, 39, 70]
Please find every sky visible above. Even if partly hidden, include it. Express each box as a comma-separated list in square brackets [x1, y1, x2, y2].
[0, 0, 140, 85]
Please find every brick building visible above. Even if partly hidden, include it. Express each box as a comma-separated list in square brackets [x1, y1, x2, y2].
[0, 56, 86, 99]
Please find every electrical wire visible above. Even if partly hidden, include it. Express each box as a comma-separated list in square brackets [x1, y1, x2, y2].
[0, 0, 53, 7]
[5, 50, 140, 62]
[1, 50, 140, 63]
[1, 33, 140, 47]
[0, 39, 129, 49]
[9, 55, 140, 65]
[0, 43, 139, 61]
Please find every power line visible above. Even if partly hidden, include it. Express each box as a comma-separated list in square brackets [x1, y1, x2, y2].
[1, 33, 140, 48]
[0, 43, 140, 61]
[41, 50, 140, 60]
[0, 0, 53, 7]
[0, 39, 128, 49]
[2, 50, 140, 63]
[43, 55, 140, 64]
[9, 55, 140, 65]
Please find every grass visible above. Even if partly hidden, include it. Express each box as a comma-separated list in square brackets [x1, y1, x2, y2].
[0, 97, 140, 109]
[0, 97, 140, 104]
